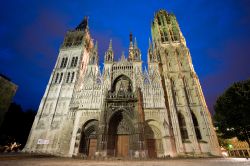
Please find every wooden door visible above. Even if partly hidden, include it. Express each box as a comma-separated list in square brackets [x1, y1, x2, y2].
[88, 138, 97, 157]
[147, 139, 157, 158]
[116, 135, 129, 157]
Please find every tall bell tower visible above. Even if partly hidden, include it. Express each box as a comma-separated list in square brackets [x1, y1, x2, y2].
[24, 17, 94, 154]
[151, 10, 221, 156]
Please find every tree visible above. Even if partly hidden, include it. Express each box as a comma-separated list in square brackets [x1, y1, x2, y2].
[214, 79, 250, 147]
[0, 103, 36, 149]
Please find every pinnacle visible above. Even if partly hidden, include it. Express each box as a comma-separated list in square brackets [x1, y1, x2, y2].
[121, 51, 126, 61]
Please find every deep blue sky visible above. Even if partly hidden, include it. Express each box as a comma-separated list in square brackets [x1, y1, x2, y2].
[1, 0, 250, 113]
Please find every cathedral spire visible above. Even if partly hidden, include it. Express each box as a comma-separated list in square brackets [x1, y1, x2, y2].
[148, 37, 157, 63]
[76, 16, 89, 31]
[121, 51, 126, 61]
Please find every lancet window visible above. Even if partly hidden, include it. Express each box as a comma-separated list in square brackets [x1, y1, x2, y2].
[178, 112, 189, 140]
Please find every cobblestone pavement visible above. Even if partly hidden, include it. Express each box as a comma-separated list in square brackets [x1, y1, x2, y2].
[0, 154, 249, 166]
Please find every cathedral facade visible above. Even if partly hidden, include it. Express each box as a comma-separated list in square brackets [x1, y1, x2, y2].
[24, 10, 221, 158]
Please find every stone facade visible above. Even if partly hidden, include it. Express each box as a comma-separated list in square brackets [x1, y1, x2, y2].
[24, 10, 221, 158]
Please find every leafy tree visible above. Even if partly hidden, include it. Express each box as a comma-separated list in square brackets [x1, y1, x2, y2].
[0, 103, 36, 149]
[214, 79, 250, 147]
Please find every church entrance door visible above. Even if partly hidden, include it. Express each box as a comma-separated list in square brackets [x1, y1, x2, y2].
[88, 138, 97, 158]
[78, 120, 98, 158]
[147, 139, 157, 158]
[107, 111, 131, 157]
[145, 123, 163, 158]
[116, 135, 129, 157]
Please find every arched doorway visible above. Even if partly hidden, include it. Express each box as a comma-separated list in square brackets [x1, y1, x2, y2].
[79, 120, 98, 158]
[145, 123, 163, 158]
[107, 111, 132, 157]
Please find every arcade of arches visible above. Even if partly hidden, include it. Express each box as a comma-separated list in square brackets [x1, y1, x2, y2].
[78, 118, 164, 158]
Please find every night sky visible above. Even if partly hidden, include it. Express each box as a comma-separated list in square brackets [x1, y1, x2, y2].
[1, 0, 250, 113]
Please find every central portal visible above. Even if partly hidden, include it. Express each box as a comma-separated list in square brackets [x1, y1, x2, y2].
[107, 111, 130, 157]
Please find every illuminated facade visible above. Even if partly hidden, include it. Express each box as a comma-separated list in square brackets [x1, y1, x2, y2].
[24, 10, 221, 158]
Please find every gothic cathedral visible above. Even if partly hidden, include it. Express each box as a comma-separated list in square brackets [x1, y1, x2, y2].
[24, 10, 221, 158]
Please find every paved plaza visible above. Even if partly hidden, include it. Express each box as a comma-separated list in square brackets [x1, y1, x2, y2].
[0, 154, 249, 166]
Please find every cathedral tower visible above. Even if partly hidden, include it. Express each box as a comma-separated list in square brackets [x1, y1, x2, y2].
[151, 10, 220, 156]
[24, 17, 94, 154]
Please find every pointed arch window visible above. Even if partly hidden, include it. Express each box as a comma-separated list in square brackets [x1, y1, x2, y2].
[60, 58, 65, 68]
[71, 57, 75, 67]
[66, 72, 70, 83]
[178, 112, 189, 140]
[157, 15, 162, 26]
[163, 29, 168, 42]
[74, 57, 78, 67]
[160, 30, 165, 43]
[169, 29, 174, 41]
[54, 73, 59, 83]
[63, 58, 68, 68]
[172, 23, 179, 41]
[71, 72, 75, 83]
[59, 73, 63, 83]
[60, 57, 68, 68]
[191, 112, 202, 140]
[70, 57, 78, 67]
